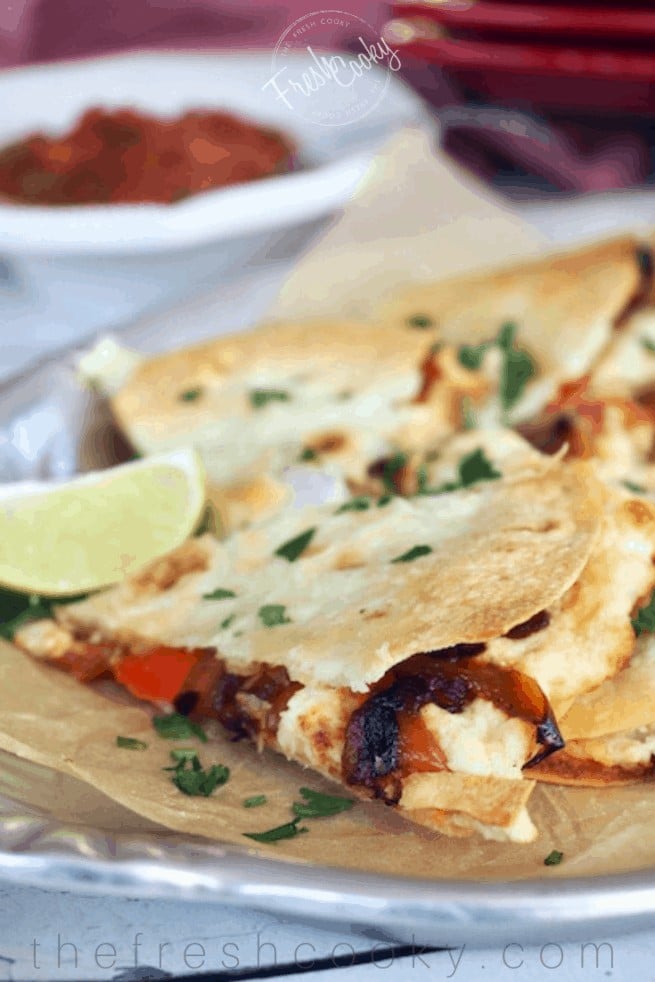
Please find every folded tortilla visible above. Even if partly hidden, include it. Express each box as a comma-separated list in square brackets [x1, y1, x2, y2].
[15, 459, 655, 843]
[532, 635, 655, 786]
[377, 236, 649, 421]
[92, 319, 487, 532]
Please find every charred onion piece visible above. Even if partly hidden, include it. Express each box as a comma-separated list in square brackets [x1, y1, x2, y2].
[342, 653, 563, 798]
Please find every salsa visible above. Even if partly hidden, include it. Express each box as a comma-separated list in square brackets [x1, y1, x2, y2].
[0, 107, 296, 206]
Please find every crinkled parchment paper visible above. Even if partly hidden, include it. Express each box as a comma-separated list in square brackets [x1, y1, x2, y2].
[1, 127, 651, 881]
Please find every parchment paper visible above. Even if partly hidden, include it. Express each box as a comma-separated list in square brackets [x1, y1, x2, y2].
[1, 126, 651, 882]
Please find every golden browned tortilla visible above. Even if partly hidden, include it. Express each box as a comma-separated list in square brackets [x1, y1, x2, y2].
[15, 460, 655, 843]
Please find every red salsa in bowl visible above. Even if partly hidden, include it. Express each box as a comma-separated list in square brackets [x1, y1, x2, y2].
[0, 107, 296, 206]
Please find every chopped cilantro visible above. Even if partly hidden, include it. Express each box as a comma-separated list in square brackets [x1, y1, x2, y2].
[203, 588, 236, 601]
[116, 736, 148, 751]
[170, 754, 230, 797]
[152, 713, 208, 742]
[458, 322, 535, 414]
[250, 388, 290, 409]
[244, 817, 308, 843]
[544, 850, 563, 867]
[336, 497, 371, 513]
[0, 588, 87, 641]
[624, 480, 646, 494]
[391, 544, 433, 564]
[458, 448, 501, 487]
[243, 794, 267, 808]
[496, 321, 516, 351]
[419, 448, 501, 497]
[406, 314, 434, 330]
[458, 341, 489, 370]
[220, 614, 236, 631]
[491, 322, 536, 413]
[642, 338, 655, 355]
[291, 787, 354, 819]
[274, 527, 316, 562]
[632, 590, 655, 636]
[298, 447, 318, 462]
[178, 387, 203, 403]
[258, 604, 291, 627]
[377, 494, 392, 507]
[500, 345, 535, 414]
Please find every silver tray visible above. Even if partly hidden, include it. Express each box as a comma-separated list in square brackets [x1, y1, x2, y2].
[2, 273, 655, 948]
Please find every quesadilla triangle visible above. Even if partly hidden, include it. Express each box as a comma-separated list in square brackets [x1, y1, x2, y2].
[83, 320, 484, 533]
[377, 236, 652, 423]
[14, 461, 655, 844]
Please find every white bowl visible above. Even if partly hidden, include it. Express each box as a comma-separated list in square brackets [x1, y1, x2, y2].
[0, 48, 427, 254]
[0, 49, 429, 365]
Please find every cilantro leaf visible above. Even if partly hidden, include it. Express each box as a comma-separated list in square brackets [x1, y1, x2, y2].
[544, 850, 563, 867]
[250, 388, 290, 409]
[632, 590, 655, 636]
[291, 787, 354, 819]
[244, 817, 308, 843]
[274, 527, 316, 563]
[171, 755, 230, 797]
[420, 448, 501, 498]
[458, 448, 501, 487]
[458, 342, 489, 370]
[152, 713, 208, 742]
[500, 345, 535, 414]
[496, 321, 517, 352]
[203, 588, 236, 601]
[391, 544, 433, 564]
[457, 321, 535, 414]
[624, 480, 646, 494]
[178, 387, 203, 403]
[298, 447, 318, 462]
[243, 794, 267, 808]
[642, 338, 655, 355]
[377, 494, 392, 507]
[336, 497, 371, 513]
[116, 736, 148, 751]
[258, 604, 291, 627]
[220, 614, 236, 631]
[406, 314, 434, 329]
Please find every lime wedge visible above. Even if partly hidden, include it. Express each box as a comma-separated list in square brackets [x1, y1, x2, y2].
[0, 449, 206, 596]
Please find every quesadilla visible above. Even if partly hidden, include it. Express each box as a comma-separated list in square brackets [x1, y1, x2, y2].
[15, 458, 655, 843]
[85, 320, 488, 533]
